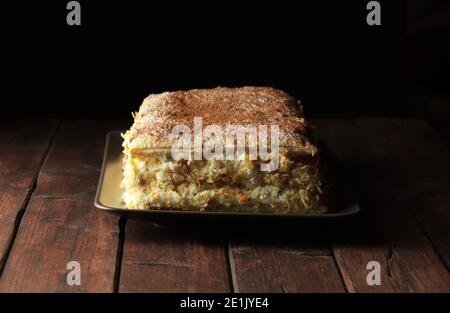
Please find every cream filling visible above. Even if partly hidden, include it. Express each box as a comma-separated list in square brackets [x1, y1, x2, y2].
[121, 153, 324, 213]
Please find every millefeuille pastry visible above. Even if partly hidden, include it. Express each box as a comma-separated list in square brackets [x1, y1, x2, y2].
[121, 87, 325, 213]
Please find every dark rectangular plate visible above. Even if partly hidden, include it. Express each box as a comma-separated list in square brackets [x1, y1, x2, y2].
[94, 131, 360, 224]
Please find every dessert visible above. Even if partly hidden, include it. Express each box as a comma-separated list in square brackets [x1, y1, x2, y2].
[121, 86, 325, 213]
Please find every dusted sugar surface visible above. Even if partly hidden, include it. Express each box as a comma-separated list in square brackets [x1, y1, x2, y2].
[123, 86, 317, 151]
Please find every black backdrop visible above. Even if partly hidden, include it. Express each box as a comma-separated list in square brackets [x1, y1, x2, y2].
[3, 1, 403, 119]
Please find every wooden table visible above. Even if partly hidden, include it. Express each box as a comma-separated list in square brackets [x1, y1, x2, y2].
[0, 119, 449, 292]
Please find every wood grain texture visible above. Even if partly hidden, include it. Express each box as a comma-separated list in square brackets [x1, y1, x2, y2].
[0, 120, 130, 292]
[227, 217, 346, 292]
[119, 221, 231, 292]
[314, 118, 450, 292]
[0, 118, 448, 293]
[229, 235, 345, 292]
[354, 119, 450, 270]
[0, 120, 57, 270]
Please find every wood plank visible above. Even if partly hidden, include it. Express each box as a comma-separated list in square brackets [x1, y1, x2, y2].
[229, 232, 345, 292]
[0, 120, 130, 292]
[0, 120, 57, 270]
[119, 221, 231, 292]
[225, 123, 350, 293]
[354, 118, 450, 270]
[314, 118, 450, 292]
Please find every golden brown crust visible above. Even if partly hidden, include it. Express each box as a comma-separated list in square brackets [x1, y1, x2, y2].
[123, 86, 317, 154]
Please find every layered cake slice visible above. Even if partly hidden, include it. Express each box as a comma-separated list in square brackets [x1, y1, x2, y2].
[121, 86, 325, 213]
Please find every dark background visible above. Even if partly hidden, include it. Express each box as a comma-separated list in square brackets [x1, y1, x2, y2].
[4, 1, 403, 119]
[3, 0, 450, 145]
[403, 0, 450, 146]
